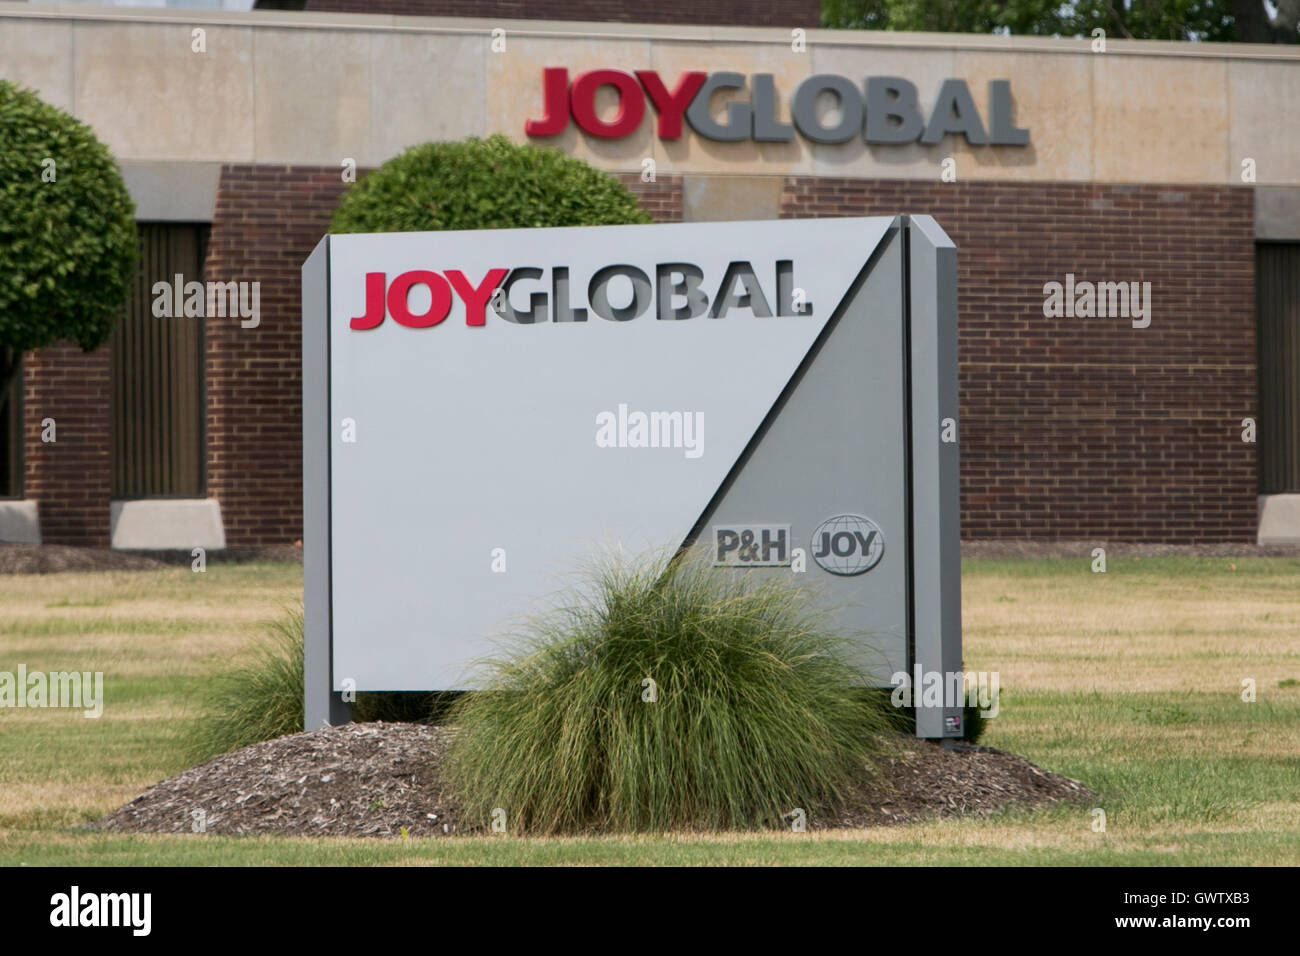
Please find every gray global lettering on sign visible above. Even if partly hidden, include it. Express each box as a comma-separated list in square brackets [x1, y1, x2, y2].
[787, 76, 1027, 147]
[810, 514, 885, 576]
[492, 260, 813, 324]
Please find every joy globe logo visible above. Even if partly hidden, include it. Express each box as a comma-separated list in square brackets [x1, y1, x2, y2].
[811, 514, 885, 576]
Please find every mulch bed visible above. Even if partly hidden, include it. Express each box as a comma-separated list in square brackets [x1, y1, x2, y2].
[93, 722, 1092, 838]
[824, 739, 1093, 828]
[5, 541, 1294, 575]
[0, 543, 303, 574]
[961, 539, 1300, 558]
[96, 723, 457, 838]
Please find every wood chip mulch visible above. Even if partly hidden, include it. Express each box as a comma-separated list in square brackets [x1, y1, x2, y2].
[94, 723, 458, 838]
[0, 543, 303, 574]
[92, 722, 1092, 838]
[962, 538, 1300, 558]
[6, 541, 1292, 575]
[818, 739, 1093, 829]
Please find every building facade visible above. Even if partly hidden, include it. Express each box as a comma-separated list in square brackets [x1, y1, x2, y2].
[0, 2, 1298, 547]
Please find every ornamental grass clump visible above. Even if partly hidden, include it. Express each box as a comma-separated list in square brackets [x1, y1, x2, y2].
[188, 611, 305, 763]
[187, 611, 453, 762]
[445, 551, 891, 835]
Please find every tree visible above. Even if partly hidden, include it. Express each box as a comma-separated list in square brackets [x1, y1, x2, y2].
[0, 80, 138, 417]
[822, 0, 1299, 42]
[329, 134, 653, 235]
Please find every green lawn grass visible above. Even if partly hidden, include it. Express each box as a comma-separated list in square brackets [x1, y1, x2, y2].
[1, 556, 1297, 866]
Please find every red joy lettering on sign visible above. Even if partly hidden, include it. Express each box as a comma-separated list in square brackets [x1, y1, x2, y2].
[388, 270, 453, 328]
[524, 67, 570, 137]
[351, 272, 388, 330]
[525, 69, 708, 140]
[636, 70, 707, 139]
[445, 268, 509, 327]
[570, 69, 646, 138]
[350, 269, 508, 330]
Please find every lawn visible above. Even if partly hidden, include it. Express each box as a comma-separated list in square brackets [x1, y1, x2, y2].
[1, 556, 1297, 866]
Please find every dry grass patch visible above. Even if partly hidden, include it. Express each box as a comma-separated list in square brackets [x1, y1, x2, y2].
[964, 562, 1300, 694]
[3, 555, 1299, 865]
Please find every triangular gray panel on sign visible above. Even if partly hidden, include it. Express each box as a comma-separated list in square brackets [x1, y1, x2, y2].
[687, 223, 910, 681]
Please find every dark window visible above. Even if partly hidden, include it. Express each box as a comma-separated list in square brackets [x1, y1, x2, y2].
[1258, 242, 1300, 494]
[110, 223, 209, 498]
[0, 348, 20, 498]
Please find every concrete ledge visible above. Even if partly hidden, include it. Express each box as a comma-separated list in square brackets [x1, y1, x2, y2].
[4, 5, 1299, 59]
[1256, 186, 1300, 241]
[0, 500, 41, 544]
[683, 174, 783, 222]
[110, 499, 227, 551]
[1259, 494, 1300, 546]
[120, 161, 222, 223]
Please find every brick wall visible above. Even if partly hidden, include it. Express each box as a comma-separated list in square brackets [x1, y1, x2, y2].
[616, 171, 682, 222]
[204, 166, 350, 549]
[22, 343, 112, 546]
[781, 178, 1257, 542]
[204, 164, 684, 547]
[301, 0, 822, 27]
[12, 172, 1259, 548]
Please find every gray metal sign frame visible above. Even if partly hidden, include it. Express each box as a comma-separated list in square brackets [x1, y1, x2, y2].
[302, 215, 961, 738]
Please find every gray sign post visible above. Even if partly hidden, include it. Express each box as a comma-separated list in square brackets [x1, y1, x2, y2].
[907, 216, 964, 738]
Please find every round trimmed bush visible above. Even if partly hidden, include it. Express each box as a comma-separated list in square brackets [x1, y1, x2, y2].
[328, 134, 652, 234]
[445, 551, 892, 834]
[0, 80, 137, 353]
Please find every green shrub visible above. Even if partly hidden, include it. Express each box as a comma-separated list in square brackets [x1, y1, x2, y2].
[0, 80, 137, 353]
[444, 551, 893, 835]
[188, 611, 451, 762]
[963, 699, 992, 744]
[328, 134, 652, 234]
[882, 685, 993, 745]
[188, 611, 305, 763]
